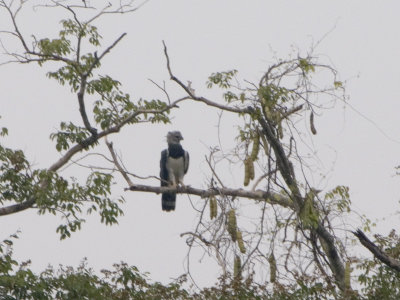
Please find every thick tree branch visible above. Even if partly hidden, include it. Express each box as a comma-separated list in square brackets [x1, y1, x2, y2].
[353, 229, 400, 272]
[257, 115, 302, 208]
[76, 33, 127, 138]
[91, 33, 127, 71]
[0, 198, 35, 216]
[316, 225, 345, 290]
[77, 74, 97, 135]
[258, 110, 345, 289]
[127, 184, 294, 208]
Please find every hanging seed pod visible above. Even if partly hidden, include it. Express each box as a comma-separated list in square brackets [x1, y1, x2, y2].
[243, 158, 251, 186]
[250, 132, 260, 161]
[263, 105, 272, 120]
[236, 230, 246, 254]
[300, 192, 319, 229]
[209, 196, 218, 219]
[272, 111, 281, 124]
[209, 197, 214, 219]
[310, 111, 317, 135]
[260, 94, 267, 107]
[248, 158, 255, 180]
[268, 253, 277, 283]
[227, 209, 237, 242]
[300, 196, 312, 229]
[345, 261, 351, 290]
[234, 255, 241, 278]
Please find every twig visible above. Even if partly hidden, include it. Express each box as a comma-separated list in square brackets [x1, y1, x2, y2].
[105, 138, 134, 187]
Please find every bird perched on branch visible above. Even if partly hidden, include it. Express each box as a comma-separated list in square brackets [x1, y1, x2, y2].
[160, 131, 189, 211]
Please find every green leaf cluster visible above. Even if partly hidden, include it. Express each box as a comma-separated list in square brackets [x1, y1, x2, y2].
[0, 144, 123, 239]
[38, 19, 102, 86]
[357, 230, 400, 299]
[324, 185, 351, 213]
[258, 84, 291, 108]
[60, 19, 101, 47]
[47, 64, 81, 91]
[91, 76, 135, 129]
[34, 170, 123, 239]
[46, 52, 99, 91]
[38, 38, 71, 57]
[35, 18, 99, 62]
[2, 231, 400, 299]
[206, 70, 238, 89]
[91, 81, 170, 130]
[36, 16, 172, 141]
[0, 127, 8, 137]
[299, 191, 320, 229]
[0, 236, 191, 299]
[137, 98, 170, 124]
[298, 58, 315, 73]
[50, 122, 92, 152]
[334, 81, 343, 89]
[0, 146, 31, 203]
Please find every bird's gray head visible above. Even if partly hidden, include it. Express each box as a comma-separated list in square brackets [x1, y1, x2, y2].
[167, 131, 183, 144]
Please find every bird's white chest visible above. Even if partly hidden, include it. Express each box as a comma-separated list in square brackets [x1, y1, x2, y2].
[166, 157, 185, 181]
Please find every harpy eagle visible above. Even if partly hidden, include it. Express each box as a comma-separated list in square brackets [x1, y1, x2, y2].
[160, 131, 189, 211]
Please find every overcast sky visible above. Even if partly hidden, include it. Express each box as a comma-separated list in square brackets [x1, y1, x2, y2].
[1, 0, 400, 287]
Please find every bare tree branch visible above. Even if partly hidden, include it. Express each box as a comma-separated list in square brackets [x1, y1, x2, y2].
[105, 139, 134, 187]
[86, 0, 150, 23]
[163, 41, 251, 114]
[127, 184, 294, 208]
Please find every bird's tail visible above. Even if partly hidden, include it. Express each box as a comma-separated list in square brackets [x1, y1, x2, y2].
[162, 192, 176, 211]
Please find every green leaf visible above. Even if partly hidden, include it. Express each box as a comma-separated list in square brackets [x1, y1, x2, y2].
[206, 70, 238, 89]
[0, 127, 8, 137]
[334, 81, 343, 88]
[298, 58, 315, 73]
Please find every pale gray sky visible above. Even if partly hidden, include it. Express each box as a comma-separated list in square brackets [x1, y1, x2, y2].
[1, 0, 400, 287]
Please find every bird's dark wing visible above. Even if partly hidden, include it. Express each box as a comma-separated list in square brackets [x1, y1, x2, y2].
[160, 149, 176, 211]
[184, 150, 189, 174]
[160, 149, 169, 187]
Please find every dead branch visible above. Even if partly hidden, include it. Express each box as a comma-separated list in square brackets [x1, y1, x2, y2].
[105, 139, 134, 187]
[353, 229, 400, 272]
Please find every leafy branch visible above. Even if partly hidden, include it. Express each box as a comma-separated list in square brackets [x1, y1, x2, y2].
[0, 1, 185, 239]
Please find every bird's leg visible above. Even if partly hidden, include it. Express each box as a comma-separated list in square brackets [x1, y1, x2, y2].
[169, 174, 177, 188]
[177, 178, 186, 187]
